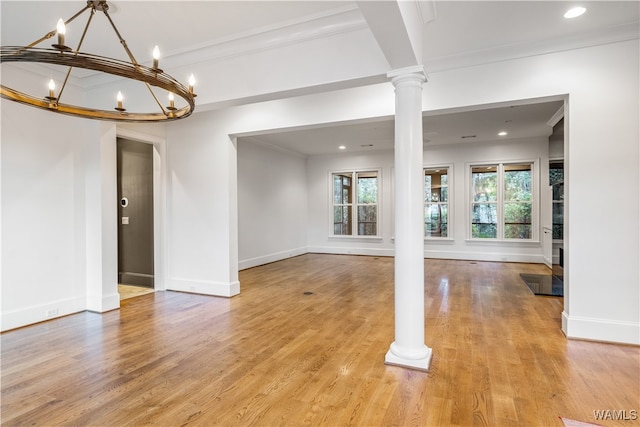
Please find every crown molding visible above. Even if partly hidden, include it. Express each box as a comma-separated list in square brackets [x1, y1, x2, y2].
[83, 6, 368, 89]
[425, 21, 640, 73]
[547, 105, 565, 128]
[240, 135, 309, 160]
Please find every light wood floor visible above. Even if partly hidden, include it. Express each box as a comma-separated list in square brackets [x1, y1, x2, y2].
[119, 284, 155, 300]
[2, 255, 638, 426]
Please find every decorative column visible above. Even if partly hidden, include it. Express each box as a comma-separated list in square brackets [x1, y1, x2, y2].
[385, 65, 432, 371]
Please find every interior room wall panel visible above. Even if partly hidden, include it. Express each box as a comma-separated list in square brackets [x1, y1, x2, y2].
[416, 40, 639, 344]
[1, 101, 87, 331]
[237, 140, 308, 269]
[164, 118, 240, 297]
[226, 40, 638, 343]
[306, 150, 394, 256]
[305, 137, 549, 263]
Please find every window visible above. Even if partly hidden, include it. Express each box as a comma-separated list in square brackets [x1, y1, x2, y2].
[424, 168, 449, 238]
[471, 162, 534, 240]
[549, 161, 564, 240]
[503, 164, 533, 239]
[471, 165, 498, 238]
[333, 171, 378, 236]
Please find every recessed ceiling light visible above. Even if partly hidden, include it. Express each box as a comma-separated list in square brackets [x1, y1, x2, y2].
[338, 145, 346, 150]
[498, 131, 508, 136]
[564, 6, 586, 19]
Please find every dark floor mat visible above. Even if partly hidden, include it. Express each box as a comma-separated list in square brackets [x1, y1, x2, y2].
[520, 273, 563, 296]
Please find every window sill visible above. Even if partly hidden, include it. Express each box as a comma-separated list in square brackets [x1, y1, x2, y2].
[425, 237, 455, 243]
[465, 238, 541, 245]
[329, 235, 383, 243]
[390, 237, 455, 243]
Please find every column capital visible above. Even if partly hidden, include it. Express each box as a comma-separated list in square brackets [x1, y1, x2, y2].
[386, 65, 428, 82]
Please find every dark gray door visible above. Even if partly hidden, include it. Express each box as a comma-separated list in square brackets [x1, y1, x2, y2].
[117, 138, 154, 287]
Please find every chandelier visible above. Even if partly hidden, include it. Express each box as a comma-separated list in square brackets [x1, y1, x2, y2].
[0, 1, 196, 122]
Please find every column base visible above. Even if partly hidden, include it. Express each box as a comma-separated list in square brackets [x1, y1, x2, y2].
[384, 344, 433, 372]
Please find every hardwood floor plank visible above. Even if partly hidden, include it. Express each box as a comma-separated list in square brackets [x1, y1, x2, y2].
[2, 255, 638, 426]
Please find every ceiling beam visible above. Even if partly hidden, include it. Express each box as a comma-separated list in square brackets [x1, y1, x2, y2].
[357, 0, 429, 69]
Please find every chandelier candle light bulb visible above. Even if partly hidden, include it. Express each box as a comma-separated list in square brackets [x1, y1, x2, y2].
[56, 19, 66, 47]
[115, 91, 125, 111]
[48, 79, 55, 99]
[188, 74, 195, 95]
[168, 92, 175, 109]
[152, 45, 160, 69]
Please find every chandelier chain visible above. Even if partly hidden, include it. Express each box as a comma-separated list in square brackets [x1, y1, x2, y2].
[58, 7, 96, 103]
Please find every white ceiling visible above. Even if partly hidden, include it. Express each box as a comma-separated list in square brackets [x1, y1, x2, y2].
[3, 1, 637, 71]
[241, 99, 564, 156]
[1, 1, 637, 155]
[0, 1, 358, 65]
[422, 1, 639, 68]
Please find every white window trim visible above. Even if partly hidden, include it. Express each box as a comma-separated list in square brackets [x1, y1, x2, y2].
[424, 163, 454, 241]
[549, 157, 564, 243]
[328, 168, 382, 239]
[329, 235, 384, 242]
[466, 159, 539, 242]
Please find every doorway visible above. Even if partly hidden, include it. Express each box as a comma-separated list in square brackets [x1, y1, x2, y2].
[117, 138, 155, 291]
[548, 116, 565, 275]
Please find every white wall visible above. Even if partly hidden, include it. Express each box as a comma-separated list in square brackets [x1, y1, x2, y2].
[398, 39, 638, 344]
[1, 68, 163, 331]
[1, 100, 88, 330]
[163, 115, 240, 297]
[162, 84, 397, 300]
[237, 139, 308, 269]
[170, 39, 637, 343]
[84, 121, 119, 313]
[425, 137, 549, 263]
[307, 150, 394, 256]
[306, 137, 550, 263]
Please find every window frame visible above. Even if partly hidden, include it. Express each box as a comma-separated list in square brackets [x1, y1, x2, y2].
[467, 160, 538, 242]
[329, 168, 382, 239]
[549, 158, 564, 241]
[424, 164, 453, 240]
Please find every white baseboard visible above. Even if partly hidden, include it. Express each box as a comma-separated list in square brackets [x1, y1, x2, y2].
[167, 278, 240, 297]
[307, 246, 394, 257]
[563, 311, 640, 345]
[424, 249, 544, 264]
[86, 292, 120, 313]
[307, 246, 544, 264]
[1, 296, 86, 332]
[239, 247, 308, 270]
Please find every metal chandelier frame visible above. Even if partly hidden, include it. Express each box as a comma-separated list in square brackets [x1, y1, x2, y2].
[0, 0, 196, 122]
